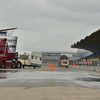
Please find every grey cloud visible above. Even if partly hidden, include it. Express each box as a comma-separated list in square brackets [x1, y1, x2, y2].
[0, 0, 99, 52]
[47, 0, 100, 13]
[0, 0, 100, 28]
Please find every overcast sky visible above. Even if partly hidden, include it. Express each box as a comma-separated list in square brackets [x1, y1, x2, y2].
[0, 0, 100, 52]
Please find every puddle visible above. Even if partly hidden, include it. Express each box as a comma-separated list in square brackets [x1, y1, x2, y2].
[0, 76, 6, 79]
[89, 74, 100, 77]
[0, 70, 20, 79]
[0, 70, 19, 73]
[77, 77, 100, 82]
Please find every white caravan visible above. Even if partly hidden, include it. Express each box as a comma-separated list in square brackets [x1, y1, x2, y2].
[18, 51, 42, 68]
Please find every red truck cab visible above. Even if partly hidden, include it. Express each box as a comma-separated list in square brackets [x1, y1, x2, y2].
[0, 38, 21, 68]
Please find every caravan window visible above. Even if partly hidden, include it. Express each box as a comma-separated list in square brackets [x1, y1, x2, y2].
[31, 55, 34, 59]
[20, 55, 28, 60]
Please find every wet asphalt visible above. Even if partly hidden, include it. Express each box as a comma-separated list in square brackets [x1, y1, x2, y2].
[0, 62, 100, 88]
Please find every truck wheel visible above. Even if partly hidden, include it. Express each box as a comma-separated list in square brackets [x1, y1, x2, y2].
[66, 66, 69, 68]
[17, 61, 21, 68]
[0, 61, 6, 68]
[11, 61, 16, 68]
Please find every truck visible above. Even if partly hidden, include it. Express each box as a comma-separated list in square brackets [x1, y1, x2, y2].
[18, 51, 42, 68]
[0, 38, 21, 68]
[58, 55, 69, 68]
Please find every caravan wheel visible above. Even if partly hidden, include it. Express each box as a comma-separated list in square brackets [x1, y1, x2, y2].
[34, 66, 36, 69]
[23, 65, 25, 68]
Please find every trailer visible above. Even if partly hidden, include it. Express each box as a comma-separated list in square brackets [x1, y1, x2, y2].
[18, 51, 42, 68]
[0, 38, 21, 68]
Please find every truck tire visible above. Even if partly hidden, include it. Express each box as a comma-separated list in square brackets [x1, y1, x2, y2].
[11, 61, 16, 68]
[66, 66, 69, 68]
[16, 61, 21, 68]
[0, 61, 6, 68]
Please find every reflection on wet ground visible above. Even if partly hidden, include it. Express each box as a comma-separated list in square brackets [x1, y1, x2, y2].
[77, 77, 100, 82]
[0, 69, 100, 88]
[89, 74, 100, 77]
[0, 70, 19, 79]
[0, 70, 19, 73]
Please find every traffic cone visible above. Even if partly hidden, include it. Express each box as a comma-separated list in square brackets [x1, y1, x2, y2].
[49, 64, 51, 68]
[52, 64, 54, 69]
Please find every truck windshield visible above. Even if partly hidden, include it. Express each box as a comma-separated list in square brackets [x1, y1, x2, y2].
[0, 47, 3, 54]
[60, 55, 68, 60]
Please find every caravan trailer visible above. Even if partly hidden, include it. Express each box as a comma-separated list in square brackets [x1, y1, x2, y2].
[18, 51, 42, 68]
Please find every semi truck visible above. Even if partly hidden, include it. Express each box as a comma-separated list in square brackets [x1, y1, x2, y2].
[0, 38, 21, 68]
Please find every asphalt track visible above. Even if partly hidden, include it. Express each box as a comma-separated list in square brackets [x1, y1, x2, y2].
[0, 61, 100, 100]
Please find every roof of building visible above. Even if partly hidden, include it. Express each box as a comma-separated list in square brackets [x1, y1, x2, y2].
[0, 28, 17, 31]
[71, 29, 100, 53]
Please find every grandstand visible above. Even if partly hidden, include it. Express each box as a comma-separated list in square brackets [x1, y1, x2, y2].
[71, 29, 100, 66]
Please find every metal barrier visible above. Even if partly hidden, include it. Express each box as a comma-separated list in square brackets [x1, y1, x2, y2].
[73, 61, 99, 66]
